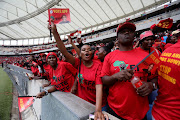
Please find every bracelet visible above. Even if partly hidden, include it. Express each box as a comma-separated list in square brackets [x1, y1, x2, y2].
[44, 89, 48, 96]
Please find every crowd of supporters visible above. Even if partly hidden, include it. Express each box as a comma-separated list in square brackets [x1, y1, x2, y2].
[1, 20, 180, 120]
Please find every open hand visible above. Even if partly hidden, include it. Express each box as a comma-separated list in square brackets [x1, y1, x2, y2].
[36, 91, 45, 98]
[94, 111, 105, 120]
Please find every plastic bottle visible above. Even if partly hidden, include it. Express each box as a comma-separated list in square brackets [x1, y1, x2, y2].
[131, 76, 143, 88]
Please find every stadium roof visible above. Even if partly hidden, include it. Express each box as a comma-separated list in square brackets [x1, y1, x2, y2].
[0, 0, 170, 44]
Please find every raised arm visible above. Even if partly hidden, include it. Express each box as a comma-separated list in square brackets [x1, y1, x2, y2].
[67, 36, 80, 56]
[48, 21, 75, 65]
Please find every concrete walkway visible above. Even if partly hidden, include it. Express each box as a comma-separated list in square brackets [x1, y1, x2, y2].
[11, 87, 19, 120]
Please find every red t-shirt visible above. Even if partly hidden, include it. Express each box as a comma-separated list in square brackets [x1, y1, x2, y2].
[74, 58, 106, 106]
[36, 60, 42, 66]
[42, 64, 51, 80]
[152, 42, 165, 52]
[31, 66, 39, 76]
[49, 62, 77, 92]
[152, 40, 180, 120]
[164, 43, 174, 50]
[100, 49, 150, 120]
[94, 50, 98, 60]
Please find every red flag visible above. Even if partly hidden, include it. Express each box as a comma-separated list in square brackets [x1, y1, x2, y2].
[71, 49, 77, 54]
[70, 30, 78, 36]
[138, 51, 160, 74]
[28, 49, 32, 53]
[48, 8, 71, 24]
[18, 97, 34, 112]
[77, 28, 82, 38]
[157, 18, 173, 29]
[164, 5, 168, 8]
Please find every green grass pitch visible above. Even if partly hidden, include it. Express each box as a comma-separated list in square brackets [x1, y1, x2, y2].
[0, 67, 13, 120]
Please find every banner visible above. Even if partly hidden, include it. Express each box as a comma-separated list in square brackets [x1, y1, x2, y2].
[18, 96, 35, 112]
[138, 51, 160, 74]
[157, 18, 173, 29]
[48, 8, 71, 24]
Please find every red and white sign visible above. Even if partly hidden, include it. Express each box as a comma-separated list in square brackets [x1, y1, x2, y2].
[48, 8, 71, 24]
[18, 97, 34, 112]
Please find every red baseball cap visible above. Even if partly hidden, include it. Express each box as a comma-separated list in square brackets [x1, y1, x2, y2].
[140, 31, 154, 41]
[116, 22, 136, 34]
[46, 52, 57, 61]
[40, 53, 46, 57]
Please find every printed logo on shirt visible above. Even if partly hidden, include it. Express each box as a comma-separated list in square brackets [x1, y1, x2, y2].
[53, 76, 57, 83]
[78, 73, 84, 84]
[53, 75, 65, 83]
[113, 61, 128, 71]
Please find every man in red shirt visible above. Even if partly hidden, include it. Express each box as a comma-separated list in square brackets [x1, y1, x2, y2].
[137, 30, 160, 120]
[152, 30, 180, 120]
[101, 22, 155, 120]
[164, 30, 179, 49]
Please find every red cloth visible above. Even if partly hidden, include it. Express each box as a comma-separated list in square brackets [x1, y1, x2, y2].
[164, 43, 174, 49]
[36, 60, 42, 66]
[152, 42, 165, 52]
[41, 64, 51, 80]
[94, 50, 98, 60]
[152, 40, 180, 120]
[74, 58, 106, 106]
[49, 62, 77, 92]
[136, 47, 161, 80]
[100, 49, 150, 120]
[31, 66, 39, 76]
[157, 18, 173, 29]
[32, 61, 38, 67]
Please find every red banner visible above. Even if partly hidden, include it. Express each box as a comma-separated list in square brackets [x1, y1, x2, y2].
[157, 18, 173, 29]
[138, 51, 160, 74]
[48, 8, 71, 24]
[18, 97, 34, 112]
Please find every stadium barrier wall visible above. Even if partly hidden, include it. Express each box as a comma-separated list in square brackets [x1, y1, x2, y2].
[4, 64, 118, 120]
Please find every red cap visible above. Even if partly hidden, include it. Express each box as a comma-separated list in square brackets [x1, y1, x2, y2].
[116, 22, 136, 35]
[140, 31, 154, 41]
[40, 53, 46, 57]
[46, 52, 57, 61]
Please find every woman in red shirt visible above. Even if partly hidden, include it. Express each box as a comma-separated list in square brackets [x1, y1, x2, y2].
[36, 52, 77, 97]
[49, 21, 106, 119]
[97, 42, 114, 62]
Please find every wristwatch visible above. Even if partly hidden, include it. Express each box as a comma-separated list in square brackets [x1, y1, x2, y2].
[44, 89, 48, 96]
[152, 82, 157, 90]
